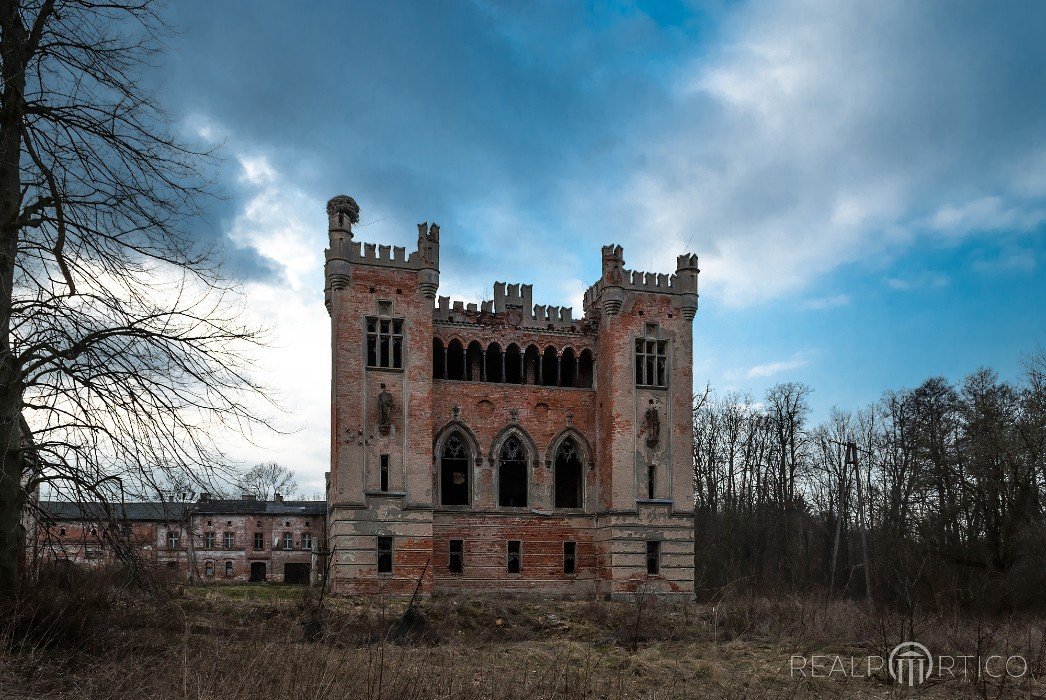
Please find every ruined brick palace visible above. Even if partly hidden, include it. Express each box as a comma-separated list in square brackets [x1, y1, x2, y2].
[324, 195, 699, 596]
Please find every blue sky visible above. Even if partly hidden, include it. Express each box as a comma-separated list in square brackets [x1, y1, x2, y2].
[155, 1, 1045, 494]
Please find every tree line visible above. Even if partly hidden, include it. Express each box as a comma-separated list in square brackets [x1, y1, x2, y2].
[693, 349, 1046, 612]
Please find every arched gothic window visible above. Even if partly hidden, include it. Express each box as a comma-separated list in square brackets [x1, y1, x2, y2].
[554, 438, 583, 508]
[498, 435, 528, 508]
[440, 433, 470, 506]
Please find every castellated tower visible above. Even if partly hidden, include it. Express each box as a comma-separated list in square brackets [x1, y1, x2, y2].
[325, 194, 697, 596]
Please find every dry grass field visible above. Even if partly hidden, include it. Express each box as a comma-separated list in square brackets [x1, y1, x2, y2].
[1, 572, 1043, 699]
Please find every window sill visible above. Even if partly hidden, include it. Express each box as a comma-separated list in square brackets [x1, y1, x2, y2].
[635, 384, 668, 390]
[366, 366, 404, 373]
[433, 378, 594, 391]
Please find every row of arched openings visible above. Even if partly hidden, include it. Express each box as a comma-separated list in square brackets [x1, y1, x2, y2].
[438, 431, 584, 509]
[433, 339, 594, 388]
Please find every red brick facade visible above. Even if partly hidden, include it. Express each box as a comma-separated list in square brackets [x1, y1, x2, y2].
[324, 195, 698, 597]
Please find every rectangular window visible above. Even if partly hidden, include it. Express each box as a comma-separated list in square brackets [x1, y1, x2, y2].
[448, 539, 463, 574]
[507, 540, 521, 574]
[225, 560, 233, 577]
[205, 561, 214, 577]
[166, 530, 179, 549]
[380, 454, 390, 491]
[301, 533, 313, 550]
[253, 532, 264, 549]
[223, 532, 234, 549]
[635, 337, 668, 387]
[283, 532, 293, 550]
[646, 540, 661, 575]
[377, 536, 393, 573]
[563, 541, 577, 575]
[204, 531, 215, 549]
[366, 317, 404, 369]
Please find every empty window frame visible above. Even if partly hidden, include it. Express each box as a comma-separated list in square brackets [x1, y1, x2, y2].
[223, 532, 234, 549]
[225, 560, 234, 577]
[554, 438, 583, 509]
[647, 465, 656, 499]
[440, 433, 470, 506]
[507, 540, 522, 574]
[563, 541, 577, 574]
[448, 539, 464, 574]
[301, 533, 313, 550]
[646, 540, 661, 575]
[204, 531, 215, 549]
[366, 317, 404, 369]
[166, 530, 180, 549]
[283, 532, 293, 550]
[253, 532, 264, 549]
[204, 560, 214, 577]
[498, 436, 529, 508]
[379, 454, 390, 492]
[377, 536, 393, 573]
[635, 335, 668, 388]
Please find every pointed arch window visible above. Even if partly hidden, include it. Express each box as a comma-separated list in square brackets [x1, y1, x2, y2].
[554, 438, 583, 509]
[498, 435, 529, 508]
[440, 433, 470, 506]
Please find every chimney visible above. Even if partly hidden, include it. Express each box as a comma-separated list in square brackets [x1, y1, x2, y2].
[241, 494, 256, 502]
[197, 492, 211, 503]
[274, 493, 284, 504]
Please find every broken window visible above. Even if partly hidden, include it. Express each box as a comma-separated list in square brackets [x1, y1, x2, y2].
[507, 540, 521, 574]
[205, 560, 214, 577]
[560, 347, 576, 387]
[223, 532, 234, 549]
[578, 349, 594, 389]
[647, 465, 656, 499]
[283, 532, 293, 549]
[366, 317, 404, 369]
[204, 531, 215, 549]
[380, 454, 390, 492]
[448, 539, 463, 573]
[554, 438, 583, 509]
[166, 530, 180, 549]
[225, 560, 233, 577]
[432, 338, 446, 379]
[635, 335, 668, 387]
[485, 342, 503, 382]
[377, 536, 393, 573]
[301, 533, 313, 550]
[446, 339, 465, 380]
[498, 435, 529, 508]
[253, 532, 264, 549]
[440, 432, 470, 506]
[505, 344, 523, 384]
[541, 346, 558, 386]
[646, 540, 660, 575]
[563, 541, 577, 574]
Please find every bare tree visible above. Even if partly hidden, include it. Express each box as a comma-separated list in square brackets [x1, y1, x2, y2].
[0, 0, 272, 597]
[236, 462, 298, 501]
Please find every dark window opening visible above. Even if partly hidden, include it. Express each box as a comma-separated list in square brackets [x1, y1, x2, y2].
[560, 348, 576, 387]
[505, 344, 523, 384]
[466, 341, 484, 381]
[432, 338, 446, 379]
[541, 347, 558, 386]
[449, 539, 463, 573]
[440, 433, 470, 506]
[563, 541, 577, 574]
[578, 349, 594, 388]
[523, 345, 541, 385]
[635, 337, 668, 387]
[249, 561, 266, 582]
[366, 317, 404, 369]
[507, 540, 521, 574]
[377, 536, 393, 573]
[225, 560, 234, 577]
[205, 561, 214, 577]
[554, 438, 583, 509]
[498, 435, 528, 507]
[380, 454, 390, 492]
[204, 531, 215, 549]
[253, 532, 264, 549]
[485, 343, 503, 383]
[447, 339, 465, 380]
[646, 540, 660, 575]
[283, 532, 293, 550]
[647, 465, 656, 499]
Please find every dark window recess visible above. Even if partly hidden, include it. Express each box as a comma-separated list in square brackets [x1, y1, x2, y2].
[635, 337, 668, 387]
[380, 454, 390, 492]
[563, 541, 577, 574]
[646, 540, 660, 575]
[440, 433, 470, 506]
[507, 540, 522, 574]
[377, 536, 393, 573]
[448, 539, 464, 573]
[554, 438, 583, 509]
[253, 532, 264, 549]
[498, 436, 528, 508]
[366, 317, 404, 369]
[647, 465, 656, 499]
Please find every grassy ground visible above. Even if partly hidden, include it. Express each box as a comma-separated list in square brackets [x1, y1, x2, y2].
[2, 579, 1043, 699]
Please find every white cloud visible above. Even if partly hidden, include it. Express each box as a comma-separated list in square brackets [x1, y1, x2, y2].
[745, 355, 809, 379]
[801, 293, 851, 310]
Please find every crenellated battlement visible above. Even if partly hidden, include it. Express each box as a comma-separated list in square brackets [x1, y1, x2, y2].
[583, 245, 699, 319]
[434, 284, 580, 331]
